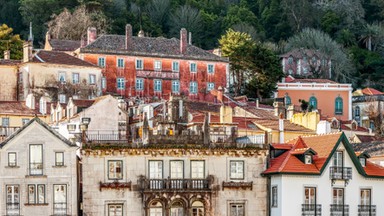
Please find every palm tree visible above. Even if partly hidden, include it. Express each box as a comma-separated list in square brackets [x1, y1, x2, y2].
[360, 23, 384, 51]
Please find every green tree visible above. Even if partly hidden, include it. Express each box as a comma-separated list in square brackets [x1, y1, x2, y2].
[0, 24, 23, 60]
[168, 5, 202, 42]
[359, 23, 384, 51]
[222, 4, 262, 33]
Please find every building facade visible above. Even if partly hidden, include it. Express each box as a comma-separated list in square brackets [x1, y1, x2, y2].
[80, 25, 228, 101]
[0, 118, 78, 215]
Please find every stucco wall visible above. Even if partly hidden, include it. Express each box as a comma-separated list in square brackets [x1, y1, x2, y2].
[0, 65, 18, 101]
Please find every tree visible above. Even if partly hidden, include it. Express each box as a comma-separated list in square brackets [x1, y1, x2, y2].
[280, 0, 317, 33]
[47, 5, 109, 40]
[285, 28, 355, 83]
[0, 24, 23, 60]
[222, 4, 261, 32]
[359, 23, 384, 51]
[168, 5, 202, 42]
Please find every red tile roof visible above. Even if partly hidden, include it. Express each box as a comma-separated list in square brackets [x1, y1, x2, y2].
[0, 101, 40, 115]
[32, 50, 97, 67]
[362, 87, 383, 95]
[72, 99, 95, 108]
[253, 119, 314, 132]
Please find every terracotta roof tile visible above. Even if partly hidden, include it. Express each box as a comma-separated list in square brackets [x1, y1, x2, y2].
[0, 101, 40, 115]
[32, 50, 97, 67]
[253, 119, 315, 132]
[72, 99, 94, 108]
[362, 87, 383, 95]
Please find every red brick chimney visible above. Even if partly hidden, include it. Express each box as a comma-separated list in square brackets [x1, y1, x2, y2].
[125, 24, 132, 49]
[180, 28, 187, 54]
[87, 27, 97, 45]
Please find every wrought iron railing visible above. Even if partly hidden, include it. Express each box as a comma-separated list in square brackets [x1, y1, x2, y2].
[53, 202, 67, 215]
[140, 177, 212, 191]
[6, 202, 20, 216]
[29, 162, 43, 175]
[302, 204, 322, 216]
[358, 205, 376, 216]
[330, 167, 352, 180]
[330, 204, 349, 216]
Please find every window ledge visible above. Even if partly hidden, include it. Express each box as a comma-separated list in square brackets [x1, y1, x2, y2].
[25, 175, 47, 178]
[5, 166, 20, 168]
[52, 165, 67, 168]
[222, 181, 253, 190]
[24, 203, 49, 206]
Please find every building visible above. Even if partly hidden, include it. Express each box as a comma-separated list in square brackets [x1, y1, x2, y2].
[19, 42, 103, 103]
[263, 132, 384, 216]
[44, 32, 81, 56]
[0, 51, 21, 101]
[352, 88, 383, 131]
[281, 49, 331, 79]
[0, 117, 78, 215]
[80, 25, 229, 101]
[277, 77, 352, 120]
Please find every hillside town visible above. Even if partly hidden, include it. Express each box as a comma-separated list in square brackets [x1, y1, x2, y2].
[0, 16, 384, 216]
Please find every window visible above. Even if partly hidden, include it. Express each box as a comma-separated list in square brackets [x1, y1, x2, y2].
[170, 161, 183, 178]
[136, 78, 144, 90]
[22, 118, 30, 125]
[359, 157, 366, 167]
[6, 185, 19, 215]
[117, 58, 124, 68]
[154, 80, 162, 92]
[230, 203, 245, 216]
[333, 188, 344, 205]
[192, 201, 204, 216]
[8, 152, 16, 167]
[360, 189, 371, 205]
[309, 96, 317, 109]
[89, 74, 96, 85]
[108, 204, 123, 216]
[1, 117, 9, 127]
[230, 161, 244, 180]
[335, 97, 343, 115]
[72, 73, 79, 84]
[58, 72, 66, 83]
[29, 144, 43, 175]
[39, 97, 47, 115]
[190, 82, 198, 94]
[28, 184, 45, 204]
[207, 82, 215, 91]
[154, 60, 162, 71]
[172, 61, 179, 72]
[55, 152, 64, 166]
[288, 57, 293, 64]
[207, 64, 214, 73]
[149, 160, 163, 179]
[303, 67, 308, 74]
[149, 202, 163, 216]
[170, 201, 184, 216]
[59, 94, 66, 103]
[53, 185, 67, 215]
[354, 106, 360, 122]
[98, 57, 105, 67]
[108, 160, 123, 180]
[190, 63, 197, 72]
[333, 151, 343, 167]
[172, 80, 180, 93]
[191, 161, 204, 178]
[304, 187, 316, 205]
[288, 69, 293, 74]
[305, 155, 312, 164]
[102, 77, 107, 89]
[271, 186, 278, 207]
[136, 59, 143, 69]
[117, 77, 125, 90]
[285, 96, 291, 105]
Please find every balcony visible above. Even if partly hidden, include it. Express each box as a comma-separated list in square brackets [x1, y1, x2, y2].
[330, 167, 352, 185]
[136, 70, 179, 80]
[302, 204, 322, 216]
[330, 204, 349, 216]
[139, 176, 213, 192]
[358, 205, 376, 216]
[6, 203, 20, 216]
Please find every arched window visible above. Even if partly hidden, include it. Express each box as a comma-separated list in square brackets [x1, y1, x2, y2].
[309, 96, 317, 109]
[335, 97, 343, 115]
[285, 95, 291, 105]
[191, 201, 204, 216]
[170, 201, 184, 216]
[149, 201, 163, 216]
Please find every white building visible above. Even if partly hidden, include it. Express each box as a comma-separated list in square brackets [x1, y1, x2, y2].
[263, 132, 384, 216]
[0, 118, 78, 215]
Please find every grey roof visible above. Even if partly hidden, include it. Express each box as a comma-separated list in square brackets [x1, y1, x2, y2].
[0, 117, 76, 148]
[49, 39, 81, 51]
[81, 35, 228, 62]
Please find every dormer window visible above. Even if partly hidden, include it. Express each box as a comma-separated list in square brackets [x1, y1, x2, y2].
[359, 157, 366, 167]
[305, 154, 312, 164]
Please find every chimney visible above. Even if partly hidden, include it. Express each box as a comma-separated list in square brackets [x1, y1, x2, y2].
[180, 28, 187, 54]
[26, 93, 35, 110]
[256, 98, 259, 108]
[279, 113, 284, 143]
[23, 41, 33, 63]
[87, 27, 97, 45]
[80, 34, 87, 48]
[125, 24, 132, 49]
[138, 30, 144, 37]
[4, 50, 10, 60]
[188, 32, 192, 45]
[217, 86, 223, 104]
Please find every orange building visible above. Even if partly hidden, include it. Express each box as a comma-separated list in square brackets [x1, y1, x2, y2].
[79, 25, 228, 101]
[277, 77, 352, 120]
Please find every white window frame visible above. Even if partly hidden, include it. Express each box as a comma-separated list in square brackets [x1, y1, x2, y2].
[191, 160, 205, 178]
[172, 61, 179, 72]
[360, 189, 371, 206]
[108, 160, 123, 180]
[55, 152, 64, 166]
[117, 58, 124, 68]
[207, 64, 214, 74]
[149, 160, 163, 179]
[229, 202, 245, 216]
[170, 160, 184, 179]
[172, 80, 180, 93]
[28, 184, 45, 204]
[102, 77, 107, 89]
[154, 79, 162, 92]
[190, 62, 197, 73]
[58, 71, 66, 83]
[136, 78, 144, 90]
[190, 82, 198, 94]
[2, 117, 9, 127]
[117, 77, 125, 90]
[29, 144, 43, 175]
[98, 57, 105, 67]
[207, 82, 215, 91]
[72, 73, 79, 84]
[53, 184, 67, 215]
[89, 74, 96, 85]
[8, 152, 17, 167]
[136, 59, 144, 70]
[154, 60, 162, 71]
[230, 160, 244, 180]
[304, 187, 316, 205]
[305, 154, 312, 164]
[108, 203, 123, 216]
[59, 94, 66, 104]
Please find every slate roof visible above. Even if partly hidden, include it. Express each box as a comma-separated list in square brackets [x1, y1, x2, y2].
[49, 39, 81, 51]
[81, 35, 228, 62]
[0, 117, 76, 147]
[263, 133, 384, 177]
[31, 50, 97, 67]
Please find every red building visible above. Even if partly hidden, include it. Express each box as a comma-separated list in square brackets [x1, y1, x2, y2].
[80, 25, 228, 101]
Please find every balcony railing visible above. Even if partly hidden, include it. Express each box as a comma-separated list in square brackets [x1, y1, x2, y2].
[29, 162, 43, 175]
[330, 167, 352, 180]
[330, 204, 349, 216]
[139, 177, 213, 191]
[358, 205, 376, 216]
[136, 70, 179, 80]
[53, 202, 67, 215]
[302, 204, 322, 216]
[6, 202, 20, 216]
